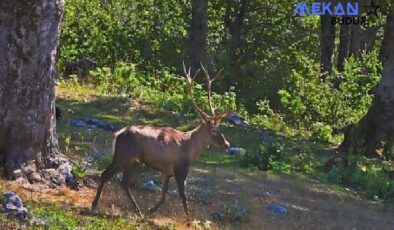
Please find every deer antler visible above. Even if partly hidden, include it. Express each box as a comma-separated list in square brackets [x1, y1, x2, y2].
[200, 64, 230, 122]
[183, 62, 209, 120]
[200, 63, 218, 117]
[183, 62, 230, 123]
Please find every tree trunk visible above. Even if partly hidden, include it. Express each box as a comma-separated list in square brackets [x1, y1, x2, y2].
[349, 23, 361, 59]
[320, 14, 335, 76]
[359, 26, 379, 53]
[339, 5, 394, 158]
[0, 0, 64, 176]
[188, 0, 208, 74]
[224, 0, 247, 90]
[380, 11, 394, 63]
[337, 23, 351, 72]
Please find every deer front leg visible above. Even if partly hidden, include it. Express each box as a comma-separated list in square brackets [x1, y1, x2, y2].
[146, 174, 170, 215]
[92, 163, 121, 211]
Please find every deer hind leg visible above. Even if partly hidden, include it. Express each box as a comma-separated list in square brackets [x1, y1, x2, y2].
[91, 162, 121, 211]
[175, 171, 189, 217]
[121, 164, 142, 217]
[146, 174, 170, 215]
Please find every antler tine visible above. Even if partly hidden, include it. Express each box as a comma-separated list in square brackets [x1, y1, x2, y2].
[200, 63, 216, 117]
[183, 62, 208, 119]
[212, 68, 223, 82]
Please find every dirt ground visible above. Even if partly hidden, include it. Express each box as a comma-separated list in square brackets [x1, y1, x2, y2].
[1, 165, 394, 230]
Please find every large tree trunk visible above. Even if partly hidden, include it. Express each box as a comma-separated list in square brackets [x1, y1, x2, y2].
[0, 0, 64, 176]
[339, 5, 394, 158]
[380, 11, 394, 63]
[320, 14, 336, 76]
[188, 0, 208, 74]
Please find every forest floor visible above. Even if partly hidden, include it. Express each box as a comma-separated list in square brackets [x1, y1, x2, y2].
[1, 166, 394, 229]
[1, 83, 394, 229]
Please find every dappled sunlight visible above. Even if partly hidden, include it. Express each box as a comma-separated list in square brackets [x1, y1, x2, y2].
[1, 162, 394, 229]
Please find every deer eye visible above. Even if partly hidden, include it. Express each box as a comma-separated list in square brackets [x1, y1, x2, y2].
[211, 128, 219, 135]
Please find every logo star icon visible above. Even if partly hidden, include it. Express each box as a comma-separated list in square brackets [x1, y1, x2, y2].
[363, 1, 381, 17]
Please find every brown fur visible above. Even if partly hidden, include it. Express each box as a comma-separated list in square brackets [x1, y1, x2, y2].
[92, 121, 230, 217]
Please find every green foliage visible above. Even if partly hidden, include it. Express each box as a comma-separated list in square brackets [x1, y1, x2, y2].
[292, 150, 319, 175]
[71, 165, 87, 180]
[30, 204, 172, 230]
[249, 100, 288, 134]
[33, 205, 78, 230]
[327, 155, 394, 201]
[89, 62, 139, 94]
[310, 122, 332, 142]
[239, 142, 291, 173]
[88, 62, 237, 117]
[327, 166, 344, 184]
[277, 50, 381, 137]
[266, 142, 292, 173]
[60, 0, 189, 69]
[383, 141, 394, 161]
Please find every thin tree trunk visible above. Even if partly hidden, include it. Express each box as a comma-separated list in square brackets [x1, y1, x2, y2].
[189, 0, 208, 74]
[0, 0, 64, 176]
[320, 0, 337, 76]
[360, 26, 380, 53]
[339, 5, 394, 158]
[349, 23, 361, 59]
[337, 23, 351, 72]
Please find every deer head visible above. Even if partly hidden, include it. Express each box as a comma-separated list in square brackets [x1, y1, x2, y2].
[183, 63, 230, 151]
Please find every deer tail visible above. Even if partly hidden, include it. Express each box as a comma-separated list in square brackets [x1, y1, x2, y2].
[111, 127, 127, 155]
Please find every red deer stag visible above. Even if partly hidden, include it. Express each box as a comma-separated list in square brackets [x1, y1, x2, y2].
[91, 64, 230, 217]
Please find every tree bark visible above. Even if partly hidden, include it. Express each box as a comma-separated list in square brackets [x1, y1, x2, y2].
[224, 0, 248, 90]
[320, 14, 335, 75]
[380, 11, 394, 63]
[339, 5, 394, 158]
[349, 23, 361, 59]
[188, 0, 208, 74]
[359, 26, 379, 53]
[337, 23, 351, 72]
[0, 0, 64, 176]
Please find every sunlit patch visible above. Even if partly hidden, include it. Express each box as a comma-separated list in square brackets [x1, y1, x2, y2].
[288, 203, 309, 211]
[193, 168, 210, 174]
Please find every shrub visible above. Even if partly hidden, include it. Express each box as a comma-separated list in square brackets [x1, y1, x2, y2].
[277, 50, 381, 136]
[383, 141, 394, 160]
[88, 62, 238, 117]
[239, 142, 291, 173]
[211, 199, 247, 224]
[310, 122, 332, 142]
[292, 150, 319, 175]
[89, 62, 139, 94]
[327, 155, 394, 201]
[71, 165, 88, 180]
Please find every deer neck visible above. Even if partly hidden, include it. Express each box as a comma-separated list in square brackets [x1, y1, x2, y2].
[186, 123, 211, 160]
